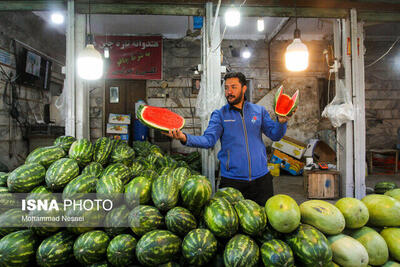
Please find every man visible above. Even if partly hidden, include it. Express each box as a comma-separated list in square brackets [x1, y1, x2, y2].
[164, 72, 294, 205]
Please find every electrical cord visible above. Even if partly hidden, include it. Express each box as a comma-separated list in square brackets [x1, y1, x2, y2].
[365, 36, 400, 68]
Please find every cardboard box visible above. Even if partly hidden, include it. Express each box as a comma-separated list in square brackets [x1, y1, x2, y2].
[270, 149, 305, 176]
[106, 124, 128, 134]
[272, 136, 307, 159]
[108, 113, 131, 124]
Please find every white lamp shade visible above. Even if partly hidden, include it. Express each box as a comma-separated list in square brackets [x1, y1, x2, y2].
[285, 38, 309, 72]
[224, 7, 240, 27]
[257, 18, 264, 32]
[77, 44, 104, 80]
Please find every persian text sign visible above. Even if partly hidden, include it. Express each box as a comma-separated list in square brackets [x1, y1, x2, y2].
[95, 36, 162, 80]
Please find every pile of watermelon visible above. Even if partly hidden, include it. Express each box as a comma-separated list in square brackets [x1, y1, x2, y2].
[0, 136, 399, 266]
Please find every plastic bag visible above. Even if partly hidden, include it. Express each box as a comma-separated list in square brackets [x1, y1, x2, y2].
[54, 79, 67, 124]
[195, 78, 226, 119]
[321, 79, 354, 128]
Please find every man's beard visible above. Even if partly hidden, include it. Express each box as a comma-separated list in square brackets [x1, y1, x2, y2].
[226, 90, 244, 106]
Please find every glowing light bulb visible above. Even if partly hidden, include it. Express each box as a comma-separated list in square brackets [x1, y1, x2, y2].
[224, 7, 240, 27]
[77, 44, 103, 80]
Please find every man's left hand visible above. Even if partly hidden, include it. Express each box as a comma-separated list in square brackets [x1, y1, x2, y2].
[277, 108, 297, 124]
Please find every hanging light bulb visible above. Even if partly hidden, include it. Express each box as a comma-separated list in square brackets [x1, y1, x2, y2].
[77, 0, 103, 80]
[224, 6, 240, 27]
[257, 18, 264, 32]
[51, 12, 64, 24]
[77, 35, 104, 80]
[104, 46, 110, 59]
[241, 44, 251, 59]
[285, 26, 309, 71]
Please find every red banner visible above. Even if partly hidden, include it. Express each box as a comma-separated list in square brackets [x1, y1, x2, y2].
[94, 36, 162, 80]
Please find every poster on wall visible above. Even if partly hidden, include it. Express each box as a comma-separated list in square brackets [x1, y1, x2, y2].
[95, 36, 162, 80]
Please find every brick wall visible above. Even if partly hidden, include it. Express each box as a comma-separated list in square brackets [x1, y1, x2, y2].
[365, 39, 400, 149]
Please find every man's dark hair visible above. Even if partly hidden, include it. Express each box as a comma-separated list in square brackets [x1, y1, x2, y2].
[224, 72, 247, 87]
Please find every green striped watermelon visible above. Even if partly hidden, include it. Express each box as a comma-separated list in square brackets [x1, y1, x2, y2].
[255, 224, 281, 246]
[145, 153, 160, 166]
[0, 208, 27, 237]
[0, 172, 7, 187]
[62, 174, 97, 200]
[165, 206, 197, 236]
[375, 182, 397, 194]
[28, 202, 62, 237]
[25, 145, 66, 169]
[214, 187, 244, 205]
[36, 231, 75, 267]
[131, 161, 145, 177]
[156, 156, 178, 170]
[104, 204, 130, 237]
[159, 166, 174, 176]
[172, 167, 191, 189]
[0, 230, 38, 267]
[224, 234, 259, 267]
[136, 230, 181, 266]
[351, 226, 389, 266]
[125, 176, 152, 207]
[26, 185, 53, 202]
[110, 144, 135, 166]
[235, 199, 267, 236]
[135, 156, 155, 170]
[54, 135, 76, 152]
[181, 176, 212, 215]
[92, 137, 113, 165]
[265, 194, 301, 234]
[107, 234, 137, 267]
[328, 234, 369, 267]
[285, 224, 332, 267]
[142, 169, 159, 183]
[65, 205, 103, 235]
[152, 175, 179, 211]
[73, 230, 110, 265]
[182, 228, 217, 266]
[69, 139, 94, 167]
[86, 261, 109, 267]
[81, 162, 103, 178]
[8, 163, 46, 193]
[45, 158, 80, 191]
[204, 197, 239, 238]
[96, 174, 124, 204]
[0, 187, 19, 213]
[102, 163, 132, 185]
[261, 239, 294, 267]
[128, 205, 164, 236]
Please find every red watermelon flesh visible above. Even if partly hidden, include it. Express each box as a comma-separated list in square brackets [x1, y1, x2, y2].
[274, 86, 299, 117]
[138, 105, 185, 131]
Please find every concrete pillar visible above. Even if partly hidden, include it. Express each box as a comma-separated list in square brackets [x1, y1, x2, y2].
[65, 0, 75, 136]
[201, 2, 221, 193]
[351, 9, 366, 199]
[65, 0, 90, 139]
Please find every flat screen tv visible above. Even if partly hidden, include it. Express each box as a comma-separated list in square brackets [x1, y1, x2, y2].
[16, 47, 52, 91]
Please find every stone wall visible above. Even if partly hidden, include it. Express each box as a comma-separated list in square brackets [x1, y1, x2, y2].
[0, 12, 65, 169]
[365, 39, 400, 150]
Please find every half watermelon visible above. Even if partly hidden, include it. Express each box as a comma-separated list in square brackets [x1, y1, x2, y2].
[273, 85, 299, 117]
[137, 105, 185, 131]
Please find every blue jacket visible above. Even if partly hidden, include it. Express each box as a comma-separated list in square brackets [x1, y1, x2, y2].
[185, 101, 287, 181]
